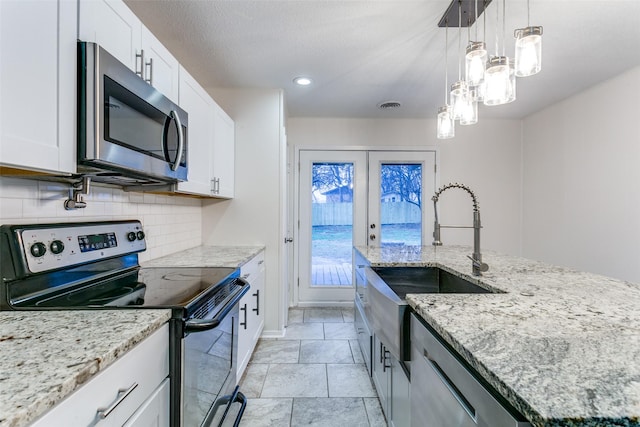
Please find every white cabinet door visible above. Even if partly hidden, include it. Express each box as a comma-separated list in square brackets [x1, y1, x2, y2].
[30, 324, 169, 427]
[0, 0, 76, 174]
[123, 378, 170, 427]
[141, 26, 179, 102]
[176, 66, 215, 196]
[211, 102, 235, 198]
[78, 0, 142, 72]
[237, 251, 265, 379]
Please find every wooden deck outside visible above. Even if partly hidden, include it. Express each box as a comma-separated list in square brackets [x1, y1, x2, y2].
[311, 263, 353, 286]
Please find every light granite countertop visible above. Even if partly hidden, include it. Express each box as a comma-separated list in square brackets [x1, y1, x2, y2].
[142, 245, 265, 268]
[0, 309, 171, 427]
[355, 245, 640, 427]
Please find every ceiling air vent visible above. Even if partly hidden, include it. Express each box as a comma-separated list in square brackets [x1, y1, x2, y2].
[378, 101, 401, 110]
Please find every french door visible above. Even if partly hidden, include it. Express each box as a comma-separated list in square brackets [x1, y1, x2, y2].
[298, 151, 367, 304]
[367, 151, 436, 248]
[296, 149, 436, 305]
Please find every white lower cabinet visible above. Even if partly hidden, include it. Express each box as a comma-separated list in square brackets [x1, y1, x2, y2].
[373, 334, 410, 427]
[237, 251, 266, 379]
[30, 324, 169, 427]
[123, 378, 170, 427]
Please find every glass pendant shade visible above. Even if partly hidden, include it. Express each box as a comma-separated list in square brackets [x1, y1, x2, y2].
[515, 26, 543, 77]
[460, 92, 478, 125]
[465, 41, 487, 87]
[450, 81, 469, 120]
[437, 105, 455, 139]
[484, 56, 516, 106]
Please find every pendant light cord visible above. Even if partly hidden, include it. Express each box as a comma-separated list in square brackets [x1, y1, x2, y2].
[527, 0, 531, 26]
[494, 0, 499, 55]
[458, 0, 462, 80]
[502, 0, 506, 56]
[444, 20, 449, 104]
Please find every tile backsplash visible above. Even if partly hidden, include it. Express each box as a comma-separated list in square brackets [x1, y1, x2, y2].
[0, 177, 203, 262]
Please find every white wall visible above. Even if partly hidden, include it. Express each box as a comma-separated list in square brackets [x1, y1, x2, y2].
[287, 117, 523, 254]
[201, 88, 287, 336]
[522, 66, 640, 283]
[0, 178, 203, 263]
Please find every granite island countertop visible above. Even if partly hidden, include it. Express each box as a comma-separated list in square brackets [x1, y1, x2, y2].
[142, 245, 265, 268]
[355, 245, 640, 427]
[0, 309, 171, 427]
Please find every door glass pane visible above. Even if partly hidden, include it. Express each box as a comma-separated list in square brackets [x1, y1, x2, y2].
[380, 164, 422, 246]
[311, 162, 353, 286]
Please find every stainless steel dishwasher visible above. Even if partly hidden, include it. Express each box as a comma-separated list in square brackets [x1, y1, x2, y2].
[410, 313, 531, 427]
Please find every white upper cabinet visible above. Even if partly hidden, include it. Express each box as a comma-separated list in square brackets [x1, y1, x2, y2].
[212, 103, 235, 198]
[176, 66, 235, 198]
[78, 0, 179, 101]
[78, 0, 141, 71]
[0, 0, 77, 174]
[140, 26, 180, 102]
[176, 66, 215, 196]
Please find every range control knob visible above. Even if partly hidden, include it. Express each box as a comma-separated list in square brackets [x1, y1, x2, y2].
[50, 240, 64, 255]
[136, 231, 145, 240]
[30, 242, 47, 258]
[127, 232, 137, 242]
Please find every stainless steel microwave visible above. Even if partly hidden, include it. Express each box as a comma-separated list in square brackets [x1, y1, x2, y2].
[77, 42, 188, 186]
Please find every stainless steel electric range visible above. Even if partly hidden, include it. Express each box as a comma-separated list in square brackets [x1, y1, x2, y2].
[0, 220, 248, 427]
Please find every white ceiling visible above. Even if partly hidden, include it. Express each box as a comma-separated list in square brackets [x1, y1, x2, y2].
[124, 0, 640, 119]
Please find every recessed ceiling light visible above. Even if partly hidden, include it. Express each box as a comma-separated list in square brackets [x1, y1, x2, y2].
[293, 76, 312, 86]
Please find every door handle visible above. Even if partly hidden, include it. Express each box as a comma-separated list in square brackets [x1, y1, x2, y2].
[369, 234, 376, 240]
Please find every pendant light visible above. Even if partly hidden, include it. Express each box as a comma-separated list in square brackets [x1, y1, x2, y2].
[460, 87, 478, 125]
[450, 1, 471, 120]
[465, 0, 487, 87]
[437, 20, 455, 139]
[514, 0, 543, 77]
[484, 0, 515, 105]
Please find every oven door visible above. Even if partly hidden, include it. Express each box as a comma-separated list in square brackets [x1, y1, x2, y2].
[78, 41, 188, 182]
[182, 283, 248, 427]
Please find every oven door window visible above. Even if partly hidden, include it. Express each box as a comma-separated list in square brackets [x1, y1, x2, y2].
[103, 76, 186, 167]
[183, 312, 234, 427]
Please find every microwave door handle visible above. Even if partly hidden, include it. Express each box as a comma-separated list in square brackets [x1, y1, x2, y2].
[169, 110, 184, 171]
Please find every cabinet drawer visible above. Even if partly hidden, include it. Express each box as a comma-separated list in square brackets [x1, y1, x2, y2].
[241, 251, 265, 282]
[410, 315, 529, 427]
[30, 324, 169, 427]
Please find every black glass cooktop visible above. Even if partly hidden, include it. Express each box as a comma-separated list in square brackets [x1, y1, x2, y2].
[13, 267, 239, 311]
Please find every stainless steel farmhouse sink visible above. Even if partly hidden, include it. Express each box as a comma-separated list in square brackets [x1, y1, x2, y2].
[365, 266, 498, 361]
[371, 266, 493, 298]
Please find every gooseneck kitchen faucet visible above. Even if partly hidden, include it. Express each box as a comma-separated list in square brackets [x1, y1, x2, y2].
[432, 182, 489, 276]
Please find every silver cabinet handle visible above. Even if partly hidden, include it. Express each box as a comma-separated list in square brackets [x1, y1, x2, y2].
[242, 273, 250, 280]
[145, 57, 153, 85]
[135, 50, 144, 78]
[96, 382, 138, 419]
[423, 349, 476, 420]
[258, 260, 264, 265]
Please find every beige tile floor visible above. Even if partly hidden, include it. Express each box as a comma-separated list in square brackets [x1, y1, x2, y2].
[238, 307, 386, 427]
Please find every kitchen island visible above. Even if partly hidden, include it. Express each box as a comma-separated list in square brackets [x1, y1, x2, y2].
[355, 245, 640, 427]
[0, 309, 171, 427]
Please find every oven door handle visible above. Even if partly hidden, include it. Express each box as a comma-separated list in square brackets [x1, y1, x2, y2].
[184, 278, 250, 333]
